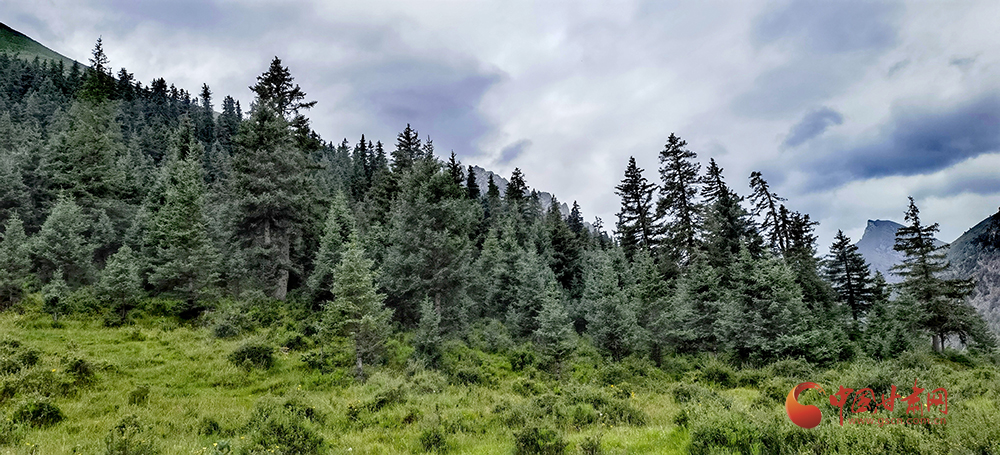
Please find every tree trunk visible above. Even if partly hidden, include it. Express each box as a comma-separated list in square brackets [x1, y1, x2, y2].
[932, 333, 941, 353]
[273, 228, 290, 301]
[355, 349, 365, 382]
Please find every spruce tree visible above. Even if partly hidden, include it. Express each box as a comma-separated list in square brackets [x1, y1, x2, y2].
[533, 284, 573, 379]
[466, 165, 480, 200]
[147, 116, 219, 306]
[350, 135, 371, 201]
[249, 56, 316, 120]
[391, 124, 421, 173]
[307, 192, 355, 304]
[42, 101, 126, 211]
[232, 65, 316, 299]
[79, 38, 116, 103]
[700, 163, 753, 270]
[33, 195, 94, 287]
[582, 249, 647, 360]
[486, 174, 501, 200]
[0, 214, 31, 308]
[195, 84, 215, 148]
[748, 171, 787, 253]
[447, 152, 464, 188]
[324, 235, 392, 381]
[547, 197, 584, 298]
[715, 247, 813, 363]
[892, 197, 993, 351]
[414, 297, 442, 367]
[506, 168, 528, 204]
[657, 133, 702, 263]
[825, 230, 873, 321]
[381, 158, 478, 330]
[42, 269, 70, 323]
[615, 156, 659, 259]
[97, 245, 143, 322]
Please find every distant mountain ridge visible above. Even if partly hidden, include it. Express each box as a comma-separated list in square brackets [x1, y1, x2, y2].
[0, 22, 81, 67]
[468, 165, 570, 217]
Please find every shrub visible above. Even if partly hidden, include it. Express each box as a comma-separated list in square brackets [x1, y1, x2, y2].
[571, 404, 599, 427]
[199, 417, 221, 436]
[228, 342, 274, 371]
[244, 399, 323, 455]
[697, 359, 736, 388]
[65, 357, 96, 385]
[579, 434, 604, 455]
[127, 385, 150, 406]
[514, 426, 567, 455]
[0, 418, 25, 445]
[13, 396, 64, 427]
[419, 426, 448, 453]
[509, 344, 537, 371]
[765, 358, 815, 380]
[104, 414, 158, 455]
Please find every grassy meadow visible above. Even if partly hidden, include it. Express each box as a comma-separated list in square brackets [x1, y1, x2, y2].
[2, 296, 1000, 455]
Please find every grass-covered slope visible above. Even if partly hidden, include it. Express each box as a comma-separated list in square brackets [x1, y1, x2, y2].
[1, 298, 1000, 454]
[0, 22, 80, 67]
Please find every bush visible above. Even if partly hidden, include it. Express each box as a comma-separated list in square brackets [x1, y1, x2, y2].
[419, 426, 448, 453]
[0, 418, 25, 445]
[64, 357, 96, 385]
[13, 396, 64, 427]
[127, 385, 150, 406]
[199, 417, 221, 436]
[514, 426, 567, 455]
[244, 399, 323, 455]
[697, 358, 736, 388]
[104, 414, 158, 455]
[228, 342, 274, 371]
[579, 434, 604, 455]
[765, 358, 815, 380]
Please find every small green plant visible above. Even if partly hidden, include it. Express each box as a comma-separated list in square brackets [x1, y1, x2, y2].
[127, 385, 150, 406]
[419, 425, 448, 453]
[13, 396, 64, 427]
[104, 414, 158, 455]
[244, 399, 324, 454]
[199, 416, 221, 436]
[579, 434, 604, 455]
[228, 342, 274, 370]
[514, 426, 567, 455]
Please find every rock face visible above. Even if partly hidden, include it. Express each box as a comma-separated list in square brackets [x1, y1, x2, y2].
[855, 219, 945, 283]
[946, 209, 1000, 334]
[855, 220, 908, 283]
[469, 165, 575, 219]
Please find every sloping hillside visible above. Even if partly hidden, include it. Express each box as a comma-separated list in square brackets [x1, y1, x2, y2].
[0, 21, 80, 67]
[947, 209, 1000, 334]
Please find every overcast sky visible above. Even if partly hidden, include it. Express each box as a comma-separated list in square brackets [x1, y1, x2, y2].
[5, 0, 1000, 249]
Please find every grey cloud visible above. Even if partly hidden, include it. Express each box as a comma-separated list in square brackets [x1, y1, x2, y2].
[498, 139, 531, 164]
[341, 58, 504, 159]
[950, 56, 977, 70]
[108, 0, 224, 29]
[784, 107, 843, 148]
[803, 94, 1000, 190]
[734, 0, 901, 117]
[753, 0, 899, 53]
[887, 59, 910, 77]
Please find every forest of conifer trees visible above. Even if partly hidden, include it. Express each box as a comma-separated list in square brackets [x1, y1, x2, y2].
[0, 39, 995, 369]
[2, 39, 1000, 454]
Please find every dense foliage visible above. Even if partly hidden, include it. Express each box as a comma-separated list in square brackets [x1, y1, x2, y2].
[1, 39, 998, 453]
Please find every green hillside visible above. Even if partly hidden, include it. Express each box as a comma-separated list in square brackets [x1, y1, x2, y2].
[0, 21, 80, 67]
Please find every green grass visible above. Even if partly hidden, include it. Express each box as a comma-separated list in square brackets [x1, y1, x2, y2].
[1, 303, 999, 454]
[0, 22, 81, 68]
